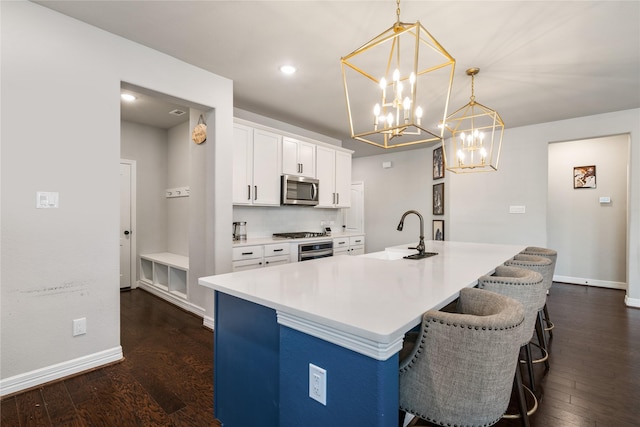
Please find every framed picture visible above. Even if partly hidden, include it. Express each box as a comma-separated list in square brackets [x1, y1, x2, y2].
[433, 146, 444, 180]
[433, 183, 444, 215]
[574, 165, 596, 189]
[433, 220, 444, 241]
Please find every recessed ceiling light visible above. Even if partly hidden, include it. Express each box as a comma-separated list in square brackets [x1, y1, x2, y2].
[280, 65, 297, 75]
[121, 93, 136, 102]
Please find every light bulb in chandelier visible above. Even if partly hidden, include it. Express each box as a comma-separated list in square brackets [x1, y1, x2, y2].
[373, 68, 424, 132]
[403, 97, 411, 121]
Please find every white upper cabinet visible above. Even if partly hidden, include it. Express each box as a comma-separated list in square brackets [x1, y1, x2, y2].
[334, 150, 352, 208]
[282, 137, 316, 178]
[232, 123, 281, 206]
[316, 146, 352, 208]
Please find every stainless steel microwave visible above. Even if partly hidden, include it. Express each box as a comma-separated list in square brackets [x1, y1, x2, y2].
[281, 175, 319, 206]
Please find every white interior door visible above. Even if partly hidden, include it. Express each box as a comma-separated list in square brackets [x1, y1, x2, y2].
[120, 161, 135, 288]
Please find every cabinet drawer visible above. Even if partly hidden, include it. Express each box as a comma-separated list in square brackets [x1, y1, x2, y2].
[333, 237, 349, 248]
[232, 258, 263, 272]
[264, 243, 290, 257]
[232, 245, 263, 261]
[350, 236, 365, 246]
[263, 254, 290, 267]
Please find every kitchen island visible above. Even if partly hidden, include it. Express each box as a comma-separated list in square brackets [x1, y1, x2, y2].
[199, 240, 525, 427]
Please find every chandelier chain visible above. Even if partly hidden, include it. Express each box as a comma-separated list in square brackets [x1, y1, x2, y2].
[470, 73, 476, 103]
[396, 0, 401, 24]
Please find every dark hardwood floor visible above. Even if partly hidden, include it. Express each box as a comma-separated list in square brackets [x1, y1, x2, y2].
[1, 289, 220, 427]
[2, 283, 639, 426]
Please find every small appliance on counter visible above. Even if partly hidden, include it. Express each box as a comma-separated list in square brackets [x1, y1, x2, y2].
[232, 221, 247, 241]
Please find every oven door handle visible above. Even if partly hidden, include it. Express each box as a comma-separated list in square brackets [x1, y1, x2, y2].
[299, 249, 334, 261]
[302, 249, 333, 258]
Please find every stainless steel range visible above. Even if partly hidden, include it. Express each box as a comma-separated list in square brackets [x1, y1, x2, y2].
[272, 231, 328, 239]
[272, 232, 333, 261]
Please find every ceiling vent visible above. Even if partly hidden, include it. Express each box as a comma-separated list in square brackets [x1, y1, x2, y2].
[169, 109, 186, 116]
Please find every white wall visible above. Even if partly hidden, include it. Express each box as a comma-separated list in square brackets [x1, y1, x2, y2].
[1, 1, 233, 394]
[353, 109, 640, 305]
[234, 108, 342, 148]
[548, 135, 628, 288]
[352, 148, 435, 253]
[167, 121, 190, 256]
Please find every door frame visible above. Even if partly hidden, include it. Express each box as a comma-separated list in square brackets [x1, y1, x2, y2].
[120, 159, 137, 289]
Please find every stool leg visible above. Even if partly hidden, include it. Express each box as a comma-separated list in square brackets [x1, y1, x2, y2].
[525, 343, 536, 392]
[514, 366, 531, 427]
[535, 311, 551, 372]
[543, 303, 553, 339]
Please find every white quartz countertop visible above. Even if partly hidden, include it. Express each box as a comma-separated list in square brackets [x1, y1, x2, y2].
[232, 231, 364, 247]
[200, 241, 525, 351]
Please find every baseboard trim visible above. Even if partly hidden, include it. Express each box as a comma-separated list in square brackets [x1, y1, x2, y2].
[554, 275, 626, 290]
[137, 281, 205, 318]
[625, 295, 640, 308]
[203, 315, 215, 330]
[0, 346, 123, 397]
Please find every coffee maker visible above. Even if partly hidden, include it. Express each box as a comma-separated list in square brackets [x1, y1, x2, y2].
[232, 221, 247, 241]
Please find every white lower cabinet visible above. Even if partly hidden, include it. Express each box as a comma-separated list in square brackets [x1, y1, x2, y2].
[232, 243, 290, 271]
[349, 236, 365, 255]
[333, 235, 365, 255]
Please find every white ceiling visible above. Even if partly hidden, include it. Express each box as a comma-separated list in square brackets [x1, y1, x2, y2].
[35, 1, 640, 157]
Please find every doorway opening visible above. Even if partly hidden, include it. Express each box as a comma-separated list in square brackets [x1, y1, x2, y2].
[547, 134, 629, 290]
[119, 81, 212, 314]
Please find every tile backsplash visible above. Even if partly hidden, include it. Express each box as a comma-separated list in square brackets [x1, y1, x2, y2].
[233, 206, 343, 238]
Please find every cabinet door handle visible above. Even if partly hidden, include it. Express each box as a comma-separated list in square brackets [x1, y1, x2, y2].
[242, 252, 253, 255]
[338, 241, 346, 245]
[336, 193, 339, 205]
[247, 185, 251, 200]
[254, 185, 257, 200]
[301, 163, 303, 174]
[274, 248, 284, 252]
[354, 240, 361, 243]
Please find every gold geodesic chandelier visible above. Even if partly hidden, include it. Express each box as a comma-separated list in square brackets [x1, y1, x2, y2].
[341, 0, 456, 149]
[442, 68, 505, 173]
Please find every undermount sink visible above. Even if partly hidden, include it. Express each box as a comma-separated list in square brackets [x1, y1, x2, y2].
[361, 247, 439, 261]
[361, 247, 417, 261]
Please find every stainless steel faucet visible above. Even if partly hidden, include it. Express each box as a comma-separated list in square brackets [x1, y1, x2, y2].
[397, 210, 426, 256]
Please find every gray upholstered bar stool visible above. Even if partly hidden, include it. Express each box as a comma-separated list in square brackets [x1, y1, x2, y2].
[398, 288, 525, 427]
[478, 266, 546, 425]
[505, 254, 554, 371]
[521, 246, 557, 339]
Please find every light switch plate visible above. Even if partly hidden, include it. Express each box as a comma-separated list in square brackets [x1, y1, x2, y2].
[509, 205, 526, 214]
[36, 191, 59, 209]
